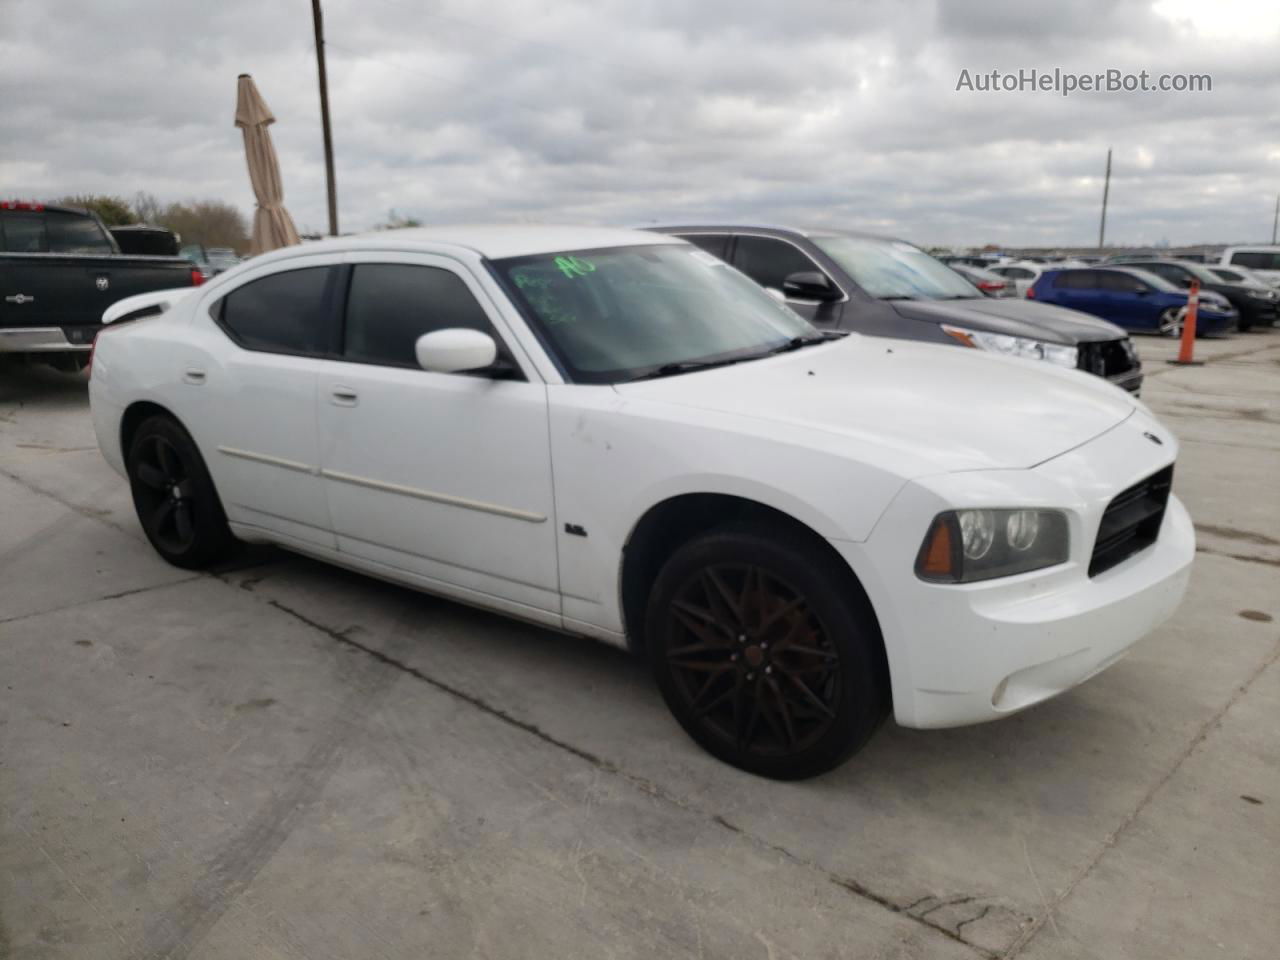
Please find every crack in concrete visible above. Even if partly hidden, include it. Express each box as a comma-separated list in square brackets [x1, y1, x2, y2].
[236, 582, 995, 958]
[1003, 634, 1280, 958]
[1195, 545, 1280, 569]
[1194, 523, 1280, 548]
[0, 575, 204, 627]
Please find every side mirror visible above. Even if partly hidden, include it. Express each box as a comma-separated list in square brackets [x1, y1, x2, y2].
[782, 271, 841, 302]
[415, 328, 497, 373]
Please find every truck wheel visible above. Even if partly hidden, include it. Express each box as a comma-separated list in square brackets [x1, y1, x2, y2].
[646, 524, 887, 780]
[126, 415, 238, 569]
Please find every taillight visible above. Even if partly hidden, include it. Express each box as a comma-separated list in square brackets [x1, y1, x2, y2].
[978, 280, 1004, 292]
[1026, 285, 1037, 299]
[0, 200, 45, 211]
[190, 268, 205, 287]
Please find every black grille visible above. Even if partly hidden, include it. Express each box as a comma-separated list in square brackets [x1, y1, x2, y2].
[1078, 339, 1140, 380]
[1089, 466, 1174, 577]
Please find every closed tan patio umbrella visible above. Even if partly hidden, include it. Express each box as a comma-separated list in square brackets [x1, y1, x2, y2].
[235, 74, 301, 255]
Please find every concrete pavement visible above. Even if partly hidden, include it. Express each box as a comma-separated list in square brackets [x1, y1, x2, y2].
[1, 331, 1277, 959]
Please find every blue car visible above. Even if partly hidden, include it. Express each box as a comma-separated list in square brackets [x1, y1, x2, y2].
[1028, 267, 1237, 337]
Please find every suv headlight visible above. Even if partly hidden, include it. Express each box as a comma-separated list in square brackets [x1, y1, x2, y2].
[916, 509, 1070, 583]
[941, 325, 1078, 369]
[1247, 289, 1275, 300]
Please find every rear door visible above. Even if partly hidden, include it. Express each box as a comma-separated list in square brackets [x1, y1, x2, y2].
[188, 257, 341, 548]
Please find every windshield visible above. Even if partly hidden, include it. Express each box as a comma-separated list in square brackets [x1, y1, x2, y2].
[813, 235, 980, 299]
[493, 244, 818, 383]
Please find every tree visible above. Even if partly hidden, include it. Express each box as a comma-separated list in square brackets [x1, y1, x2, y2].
[154, 200, 250, 252]
[57, 194, 137, 226]
[132, 191, 164, 225]
[375, 209, 423, 230]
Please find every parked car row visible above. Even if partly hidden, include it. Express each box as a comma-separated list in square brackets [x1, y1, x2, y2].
[652, 226, 1145, 393]
[943, 247, 1280, 338]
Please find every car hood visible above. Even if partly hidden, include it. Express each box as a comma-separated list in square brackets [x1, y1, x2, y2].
[887, 296, 1127, 343]
[614, 336, 1135, 475]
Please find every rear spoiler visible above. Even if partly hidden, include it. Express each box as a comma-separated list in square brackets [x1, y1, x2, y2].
[102, 286, 198, 326]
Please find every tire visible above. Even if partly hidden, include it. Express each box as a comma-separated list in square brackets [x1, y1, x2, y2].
[645, 523, 888, 780]
[126, 415, 238, 569]
[1158, 307, 1185, 339]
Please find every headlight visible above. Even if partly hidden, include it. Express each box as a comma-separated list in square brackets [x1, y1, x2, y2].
[941, 325, 1078, 369]
[1247, 289, 1275, 300]
[916, 509, 1070, 583]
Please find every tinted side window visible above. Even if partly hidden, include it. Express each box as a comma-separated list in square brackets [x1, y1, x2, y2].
[677, 234, 729, 260]
[1, 213, 48, 252]
[732, 236, 825, 292]
[1232, 251, 1280, 270]
[344, 263, 499, 370]
[1100, 272, 1146, 292]
[220, 267, 333, 355]
[1054, 271, 1091, 289]
[45, 212, 114, 254]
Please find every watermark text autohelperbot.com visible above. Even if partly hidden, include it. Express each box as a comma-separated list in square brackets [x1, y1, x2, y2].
[956, 68, 1211, 96]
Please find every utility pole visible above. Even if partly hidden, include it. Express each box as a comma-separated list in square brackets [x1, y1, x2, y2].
[1098, 148, 1111, 249]
[1272, 193, 1278, 245]
[311, 0, 338, 236]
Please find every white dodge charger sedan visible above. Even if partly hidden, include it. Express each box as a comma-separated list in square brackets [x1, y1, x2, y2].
[89, 225, 1194, 779]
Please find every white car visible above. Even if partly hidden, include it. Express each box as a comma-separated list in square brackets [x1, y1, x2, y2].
[1219, 246, 1280, 287]
[88, 226, 1195, 779]
[986, 261, 1044, 297]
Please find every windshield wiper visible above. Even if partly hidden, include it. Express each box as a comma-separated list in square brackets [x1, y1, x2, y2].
[764, 331, 847, 355]
[626, 357, 749, 382]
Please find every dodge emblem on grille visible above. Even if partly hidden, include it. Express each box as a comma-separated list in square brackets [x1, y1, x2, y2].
[1143, 431, 1163, 445]
[96, 277, 110, 291]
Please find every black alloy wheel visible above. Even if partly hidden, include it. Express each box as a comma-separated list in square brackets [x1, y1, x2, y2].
[127, 415, 238, 568]
[647, 525, 887, 780]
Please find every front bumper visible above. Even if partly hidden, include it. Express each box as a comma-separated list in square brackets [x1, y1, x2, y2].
[0, 326, 93, 353]
[837, 411, 1194, 729]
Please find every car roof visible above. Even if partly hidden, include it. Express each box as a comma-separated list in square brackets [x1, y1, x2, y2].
[1051, 265, 1175, 289]
[645, 223, 898, 243]
[323, 224, 678, 260]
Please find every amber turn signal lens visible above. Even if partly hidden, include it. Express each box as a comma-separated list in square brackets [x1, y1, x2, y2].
[919, 517, 956, 579]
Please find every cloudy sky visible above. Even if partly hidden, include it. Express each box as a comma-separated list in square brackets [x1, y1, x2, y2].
[2, 0, 1278, 246]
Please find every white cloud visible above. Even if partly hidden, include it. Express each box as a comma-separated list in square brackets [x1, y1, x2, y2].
[3, 0, 1278, 245]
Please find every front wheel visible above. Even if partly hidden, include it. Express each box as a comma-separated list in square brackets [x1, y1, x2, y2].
[646, 524, 887, 780]
[126, 415, 239, 569]
[1158, 307, 1186, 339]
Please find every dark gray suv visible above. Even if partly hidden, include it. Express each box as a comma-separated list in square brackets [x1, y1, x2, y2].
[650, 225, 1143, 394]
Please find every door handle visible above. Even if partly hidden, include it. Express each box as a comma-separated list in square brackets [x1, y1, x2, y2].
[182, 368, 206, 384]
[330, 386, 358, 406]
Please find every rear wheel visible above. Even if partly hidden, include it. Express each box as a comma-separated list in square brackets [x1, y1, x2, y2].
[126, 415, 238, 569]
[646, 524, 887, 780]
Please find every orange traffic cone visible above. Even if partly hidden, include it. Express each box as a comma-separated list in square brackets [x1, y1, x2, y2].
[1167, 278, 1205, 366]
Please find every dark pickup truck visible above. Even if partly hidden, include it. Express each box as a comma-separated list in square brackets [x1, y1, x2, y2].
[1, 202, 202, 370]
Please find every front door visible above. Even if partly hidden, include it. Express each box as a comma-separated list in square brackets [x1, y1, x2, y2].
[314, 255, 560, 623]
